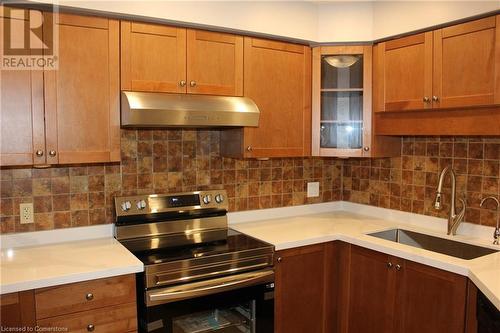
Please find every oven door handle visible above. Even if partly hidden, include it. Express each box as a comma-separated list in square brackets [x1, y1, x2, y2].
[146, 268, 274, 306]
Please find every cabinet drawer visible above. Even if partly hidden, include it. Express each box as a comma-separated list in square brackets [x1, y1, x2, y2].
[37, 302, 137, 333]
[35, 274, 135, 319]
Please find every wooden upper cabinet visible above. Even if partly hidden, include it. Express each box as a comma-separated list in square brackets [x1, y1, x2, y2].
[187, 29, 243, 96]
[433, 16, 500, 108]
[43, 13, 120, 164]
[121, 23, 243, 96]
[0, 9, 45, 166]
[275, 244, 326, 333]
[221, 38, 311, 158]
[121, 21, 186, 93]
[375, 32, 433, 112]
[375, 14, 500, 114]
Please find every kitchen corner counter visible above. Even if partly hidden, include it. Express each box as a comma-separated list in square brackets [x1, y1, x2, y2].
[229, 202, 500, 311]
[0, 237, 143, 294]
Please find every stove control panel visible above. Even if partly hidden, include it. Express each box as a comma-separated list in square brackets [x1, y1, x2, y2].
[114, 190, 228, 217]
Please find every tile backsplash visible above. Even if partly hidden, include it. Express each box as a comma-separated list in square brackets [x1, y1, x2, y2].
[0, 129, 342, 233]
[1, 133, 499, 234]
[343, 137, 500, 227]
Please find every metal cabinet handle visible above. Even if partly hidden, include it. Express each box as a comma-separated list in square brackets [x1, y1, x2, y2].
[246, 146, 252, 152]
[387, 262, 393, 269]
[190, 80, 197, 87]
[276, 257, 282, 263]
[432, 96, 439, 102]
[423, 96, 430, 103]
[395, 264, 402, 271]
[363, 147, 370, 152]
[179, 80, 186, 87]
[87, 324, 95, 332]
[35, 150, 44, 157]
[49, 150, 56, 157]
[85, 293, 94, 301]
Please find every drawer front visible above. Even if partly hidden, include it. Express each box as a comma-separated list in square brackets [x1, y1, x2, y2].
[35, 274, 136, 319]
[37, 302, 137, 333]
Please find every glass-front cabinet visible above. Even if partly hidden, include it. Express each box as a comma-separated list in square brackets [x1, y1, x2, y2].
[312, 46, 373, 157]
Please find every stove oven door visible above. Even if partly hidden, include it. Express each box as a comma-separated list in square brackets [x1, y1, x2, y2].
[139, 269, 274, 333]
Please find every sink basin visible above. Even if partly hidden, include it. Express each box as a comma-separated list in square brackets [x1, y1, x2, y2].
[368, 228, 498, 260]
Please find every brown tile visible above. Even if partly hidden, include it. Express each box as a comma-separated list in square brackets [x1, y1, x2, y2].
[33, 178, 51, 196]
[34, 196, 52, 213]
[52, 176, 70, 194]
[70, 193, 89, 211]
[89, 209, 106, 225]
[71, 210, 89, 227]
[53, 194, 70, 211]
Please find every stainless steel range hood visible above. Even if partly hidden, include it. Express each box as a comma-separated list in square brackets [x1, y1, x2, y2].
[121, 91, 260, 128]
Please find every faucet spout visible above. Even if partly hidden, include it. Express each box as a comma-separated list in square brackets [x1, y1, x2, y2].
[434, 166, 466, 235]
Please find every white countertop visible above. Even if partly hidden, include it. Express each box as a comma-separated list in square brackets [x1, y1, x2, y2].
[229, 202, 500, 311]
[0, 237, 143, 294]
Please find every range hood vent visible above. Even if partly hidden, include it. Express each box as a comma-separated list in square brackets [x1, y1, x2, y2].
[121, 91, 260, 128]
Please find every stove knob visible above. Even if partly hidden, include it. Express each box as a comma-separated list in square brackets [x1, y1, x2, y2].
[215, 194, 224, 203]
[120, 201, 132, 212]
[203, 195, 212, 204]
[136, 199, 147, 210]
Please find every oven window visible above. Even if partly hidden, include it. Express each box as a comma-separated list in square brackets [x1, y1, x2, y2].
[172, 301, 255, 333]
[141, 283, 274, 333]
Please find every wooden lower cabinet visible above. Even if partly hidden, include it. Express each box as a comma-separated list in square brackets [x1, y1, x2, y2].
[0, 291, 36, 327]
[274, 243, 333, 333]
[0, 274, 137, 332]
[341, 244, 469, 333]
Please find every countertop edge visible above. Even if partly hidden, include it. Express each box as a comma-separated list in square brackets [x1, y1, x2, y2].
[0, 263, 144, 295]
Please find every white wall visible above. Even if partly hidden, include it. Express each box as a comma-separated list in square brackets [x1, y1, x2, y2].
[31, 1, 500, 42]
[373, 1, 500, 40]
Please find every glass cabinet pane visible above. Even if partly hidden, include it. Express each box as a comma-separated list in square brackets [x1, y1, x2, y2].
[320, 122, 362, 149]
[321, 55, 363, 89]
[319, 53, 364, 150]
[320, 91, 363, 121]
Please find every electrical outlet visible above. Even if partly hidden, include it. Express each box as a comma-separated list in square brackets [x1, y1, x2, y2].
[19, 203, 34, 224]
[307, 182, 320, 198]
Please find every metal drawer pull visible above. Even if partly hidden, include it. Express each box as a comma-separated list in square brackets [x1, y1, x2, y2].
[387, 262, 393, 269]
[85, 293, 94, 301]
[148, 269, 274, 306]
[87, 324, 95, 332]
[395, 264, 402, 271]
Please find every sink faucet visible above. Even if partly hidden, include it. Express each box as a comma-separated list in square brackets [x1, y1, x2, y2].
[480, 196, 500, 245]
[434, 166, 466, 235]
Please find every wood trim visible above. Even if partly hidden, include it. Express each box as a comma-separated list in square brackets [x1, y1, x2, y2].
[385, 33, 426, 51]
[130, 21, 178, 36]
[375, 106, 500, 136]
[311, 47, 321, 156]
[302, 46, 312, 156]
[465, 280, 478, 333]
[251, 38, 305, 54]
[373, 43, 385, 112]
[362, 45, 373, 157]
[319, 45, 365, 55]
[42, 11, 59, 165]
[57, 151, 114, 164]
[108, 19, 120, 162]
[120, 21, 132, 91]
[442, 16, 496, 38]
[56, 12, 109, 29]
[433, 28, 443, 106]
[423, 31, 433, 108]
[19, 290, 36, 326]
[495, 15, 500, 105]
[31, 69, 46, 165]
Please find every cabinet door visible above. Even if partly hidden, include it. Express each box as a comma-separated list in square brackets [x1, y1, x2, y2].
[433, 16, 500, 108]
[243, 37, 311, 158]
[275, 244, 326, 333]
[395, 260, 467, 333]
[43, 14, 120, 164]
[376, 32, 433, 111]
[0, 291, 36, 328]
[0, 9, 45, 166]
[121, 21, 186, 93]
[186, 29, 243, 96]
[347, 246, 397, 333]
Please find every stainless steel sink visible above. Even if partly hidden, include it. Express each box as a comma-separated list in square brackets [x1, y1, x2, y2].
[368, 229, 499, 260]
